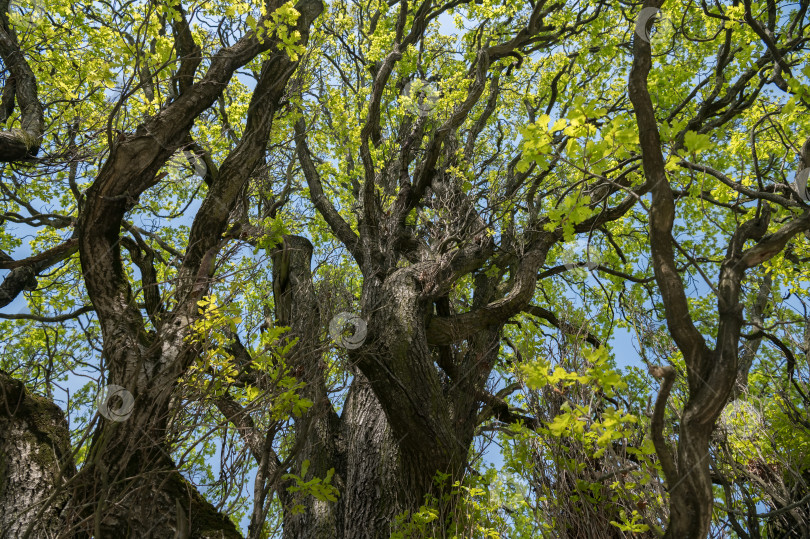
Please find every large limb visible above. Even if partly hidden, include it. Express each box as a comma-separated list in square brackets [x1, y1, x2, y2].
[270, 235, 343, 538]
[0, 0, 44, 161]
[629, 2, 810, 536]
[425, 243, 552, 345]
[0, 239, 78, 308]
[71, 2, 324, 535]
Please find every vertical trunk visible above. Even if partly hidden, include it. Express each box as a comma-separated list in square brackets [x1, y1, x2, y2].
[0, 371, 75, 538]
[273, 236, 483, 539]
[281, 371, 467, 539]
[273, 236, 342, 538]
[663, 421, 713, 538]
[339, 373, 404, 539]
[357, 269, 468, 489]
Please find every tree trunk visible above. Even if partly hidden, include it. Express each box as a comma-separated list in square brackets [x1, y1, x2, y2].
[281, 371, 475, 539]
[338, 374, 405, 539]
[272, 236, 440, 538]
[271, 236, 497, 538]
[67, 381, 242, 538]
[663, 421, 713, 538]
[0, 371, 75, 538]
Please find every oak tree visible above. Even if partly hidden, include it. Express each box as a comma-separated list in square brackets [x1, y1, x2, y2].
[1, 0, 809, 537]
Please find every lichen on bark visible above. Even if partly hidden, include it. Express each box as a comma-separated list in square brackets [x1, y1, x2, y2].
[0, 370, 76, 537]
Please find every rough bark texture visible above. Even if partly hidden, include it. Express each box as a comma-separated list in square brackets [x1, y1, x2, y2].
[0, 371, 75, 538]
[0, 0, 327, 533]
[270, 236, 441, 539]
[64, 1, 323, 536]
[263, 233, 515, 538]
[0, 0, 44, 161]
[339, 375, 402, 538]
[629, 1, 810, 536]
[272, 236, 343, 538]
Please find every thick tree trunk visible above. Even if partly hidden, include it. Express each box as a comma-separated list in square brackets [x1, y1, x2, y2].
[280, 371, 411, 539]
[663, 423, 713, 538]
[67, 382, 242, 538]
[338, 374, 405, 539]
[0, 371, 75, 538]
[272, 237, 421, 539]
[0, 368, 241, 538]
[272, 236, 494, 539]
[282, 372, 470, 539]
[58, 2, 324, 534]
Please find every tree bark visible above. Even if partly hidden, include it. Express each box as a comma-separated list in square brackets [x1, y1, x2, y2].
[270, 236, 424, 539]
[0, 370, 75, 538]
[268, 235, 512, 538]
[0, 0, 44, 161]
[62, 2, 324, 535]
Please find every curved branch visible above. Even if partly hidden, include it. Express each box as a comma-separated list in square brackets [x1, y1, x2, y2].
[476, 389, 542, 431]
[628, 6, 712, 374]
[733, 273, 772, 396]
[523, 304, 601, 347]
[738, 210, 810, 269]
[0, 266, 37, 308]
[0, 305, 94, 322]
[678, 160, 799, 208]
[294, 118, 364, 267]
[0, 238, 78, 270]
[169, 0, 202, 96]
[0, 239, 78, 308]
[648, 365, 678, 485]
[0, 0, 44, 161]
[426, 242, 551, 345]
